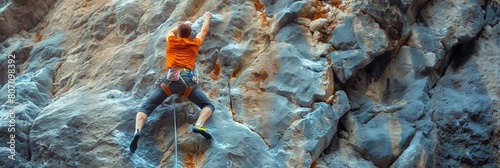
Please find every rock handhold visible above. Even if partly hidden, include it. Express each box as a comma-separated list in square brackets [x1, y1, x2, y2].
[329, 15, 359, 50]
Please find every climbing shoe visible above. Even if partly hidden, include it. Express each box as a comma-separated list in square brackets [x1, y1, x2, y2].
[129, 131, 141, 153]
[192, 125, 212, 140]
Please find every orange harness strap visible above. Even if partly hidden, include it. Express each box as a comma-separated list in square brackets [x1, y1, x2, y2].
[161, 82, 173, 96]
[160, 79, 194, 97]
[183, 86, 194, 98]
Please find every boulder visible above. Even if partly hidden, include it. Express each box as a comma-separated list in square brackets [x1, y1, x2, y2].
[390, 131, 434, 168]
[274, 92, 350, 167]
[419, 0, 485, 49]
[329, 15, 359, 50]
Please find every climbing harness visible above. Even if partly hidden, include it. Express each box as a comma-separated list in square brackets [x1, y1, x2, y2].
[160, 69, 196, 98]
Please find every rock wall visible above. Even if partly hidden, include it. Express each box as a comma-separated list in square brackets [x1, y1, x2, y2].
[0, 0, 498, 167]
[0, 0, 56, 42]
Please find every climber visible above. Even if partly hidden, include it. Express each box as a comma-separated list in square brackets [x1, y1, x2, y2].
[130, 12, 215, 153]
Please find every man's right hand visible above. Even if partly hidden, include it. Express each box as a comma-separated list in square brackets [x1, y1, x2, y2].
[204, 12, 212, 20]
[198, 11, 212, 44]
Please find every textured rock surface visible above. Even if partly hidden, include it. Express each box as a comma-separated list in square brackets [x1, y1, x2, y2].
[429, 23, 499, 167]
[0, 0, 498, 167]
[0, 0, 56, 42]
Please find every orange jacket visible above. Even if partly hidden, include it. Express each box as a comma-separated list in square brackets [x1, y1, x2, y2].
[165, 36, 201, 70]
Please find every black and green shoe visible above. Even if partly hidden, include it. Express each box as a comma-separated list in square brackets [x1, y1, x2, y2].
[129, 131, 141, 153]
[192, 125, 212, 140]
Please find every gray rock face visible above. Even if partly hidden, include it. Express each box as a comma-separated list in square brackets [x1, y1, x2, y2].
[273, 92, 350, 167]
[327, 49, 365, 83]
[337, 47, 429, 167]
[266, 42, 332, 107]
[361, 0, 403, 39]
[0, 38, 32, 85]
[353, 13, 390, 57]
[329, 15, 359, 50]
[390, 131, 433, 168]
[0, 0, 56, 42]
[317, 1, 498, 167]
[400, 0, 430, 24]
[486, 4, 499, 26]
[429, 23, 499, 167]
[29, 89, 139, 167]
[0, 0, 499, 167]
[420, 0, 485, 49]
[0, 67, 54, 166]
[329, 13, 391, 83]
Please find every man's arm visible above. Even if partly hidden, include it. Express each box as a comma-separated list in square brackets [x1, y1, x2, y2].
[196, 12, 212, 44]
[166, 27, 178, 40]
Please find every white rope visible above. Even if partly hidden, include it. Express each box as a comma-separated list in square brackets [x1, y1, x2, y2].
[173, 100, 178, 168]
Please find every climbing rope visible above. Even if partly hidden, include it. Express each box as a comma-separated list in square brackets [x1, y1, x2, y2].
[173, 99, 178, 168]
